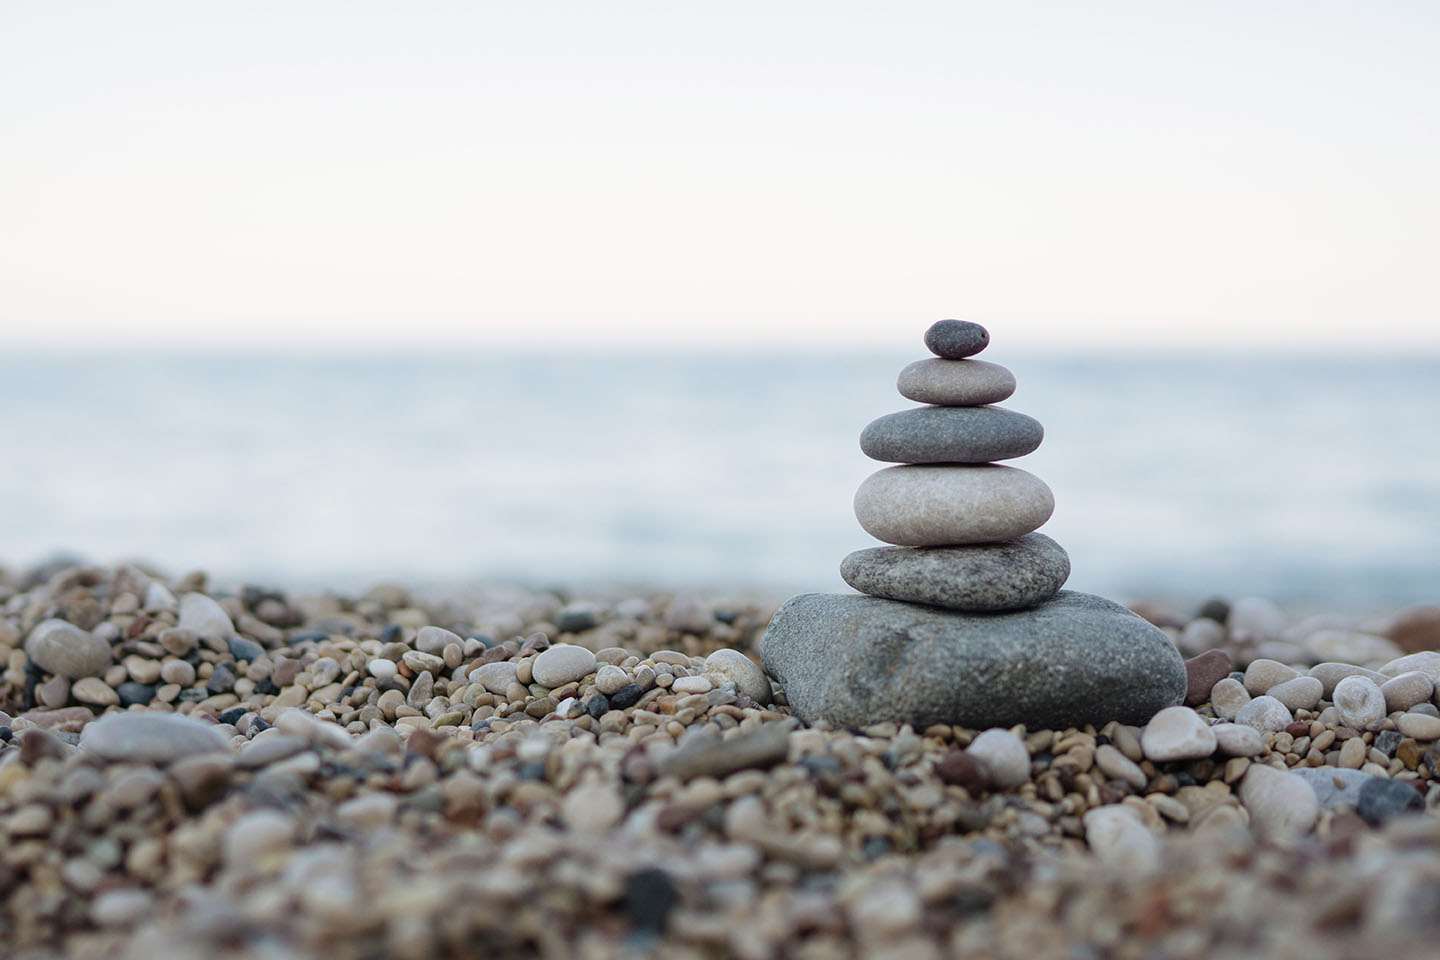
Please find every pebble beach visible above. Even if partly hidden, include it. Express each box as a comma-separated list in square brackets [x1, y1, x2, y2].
[1, 561, 1439, 959]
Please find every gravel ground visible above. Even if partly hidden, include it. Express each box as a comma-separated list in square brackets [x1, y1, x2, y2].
[1, 561, 1439, 959]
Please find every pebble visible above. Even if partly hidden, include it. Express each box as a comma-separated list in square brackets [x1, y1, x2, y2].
[1238, 765, 1318, 842]
[224, 810, 295, 866]
[704, 649, 772, 705]
[841, 534, 1068, 613]
[895, 358, 1015, 406]
[923, 318, 990, 359]
[531, 644, 597, 687]
[1380, 671, 1435, 712]
[1395, 712, 1440, 741]
[91, 889, 154, 927]
[1141, 706, 1216, 762]
[763, 591, 1185, 729]
[1211, 723, 1265, 757]
[1209, 678, 1250, 720]
[1265, 675, 1323, 712]
[1234, 696, 1293, 733]
[1184, 650, 1232, 707]
[1083, 806, 1160, 873]
[71, 677, 119, 706]
[24, 619, 112, 678]
[1094, 743, 1148, 789]
[854, 464, 1054, 546]
[1308, 662, 1389, 697]
[671, 676, 713, 694]
[1333, 675, 1386, 730]
[1243, 659, 1300, 696]
[368, 659, 398, 681]
[859, 405, 1043, 464]
[178, 592, 235, 640]
[965, 729, 1029, 789]
[1356, 778, 1424, 826]
[1177, 617, 1225, 656]
[80, 713, 231, 764]
[1379, 651, 1440, 683]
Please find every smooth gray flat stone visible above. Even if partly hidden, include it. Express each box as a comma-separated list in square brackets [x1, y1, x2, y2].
[854, 464, 1054, 546]
[761, 591, 1185, 730]
[897, 358, 1015, 406]
[924, 319, 989, 359]
[1291, 767, 1371, 811]
[840, 534, 1069, 612]
[861, 405, 1043, 464]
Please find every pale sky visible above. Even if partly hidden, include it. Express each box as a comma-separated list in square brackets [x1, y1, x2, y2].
[3, 1, 1438, 350]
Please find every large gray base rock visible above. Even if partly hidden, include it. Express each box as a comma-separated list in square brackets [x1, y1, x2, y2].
[761, 591, 1185, 730]
[840, 534, 1069, 612]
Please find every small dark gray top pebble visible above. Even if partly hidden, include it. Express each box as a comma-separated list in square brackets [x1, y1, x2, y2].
[924, 319, 989, 359]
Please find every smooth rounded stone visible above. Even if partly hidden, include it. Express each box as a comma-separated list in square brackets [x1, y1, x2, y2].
[71, 677, 119, 706]
[1094, 743, 1148, 789]
[1141, 706, 1216, 762]
[1243, 659, 1300, 696]
[1239, 765, 1318, 842]
[531, 644, 597, 688]
[80, 713, 231, 764]
[965, 729, 1030, 789]
[1234, 695, 1293, 733]
[1292, 767, 1373, 811]
[178, 593, 235, 640]
[24, 619, 112, 679]
[1333, 675, 1387, 730]
[840, 534, 1069, 613]
[1209, 678, 1250, 720]
[594, 664, 631, 695]
[1379, 651, 1440, 683]
[672, 676, 713, 695]
[471, 661, 518, 694]
[1083, 806, 1160, 873]
[1356, 777, 1424, 825]
[860, 406, 1043, 465]
[760, 591, 1186, 729]
[1265, 676, 1323, 712]
[415, 625, 463, 654]
[896, 358, 1015, 406]
[91, 888, 154, 928]
[1212, 723, 1265, 757]
[1381, 671, 1434, 713]
[704, 649, 772, 705]
[853, 464, 1054, 546]
[367, 659, 397, 682]
[1396, 712, 1440, 740]
[1309, 662, 1389, 698]
[1184, 650, 1233, 707]
[923, 318, 989, 359]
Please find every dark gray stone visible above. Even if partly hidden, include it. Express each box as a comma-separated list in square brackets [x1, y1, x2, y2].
[1357, 777, 1424, 825]
[760, 591, 1185, 730]
[924, 319, 989, 359]
[860, 406, 1043, 464]
[840, 534, 1069, 612]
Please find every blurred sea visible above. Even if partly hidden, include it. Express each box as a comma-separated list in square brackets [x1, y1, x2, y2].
[1, 349, 1437, 609]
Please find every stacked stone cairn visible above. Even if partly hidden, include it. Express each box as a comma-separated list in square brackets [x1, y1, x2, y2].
[762, 319, 1186, 730]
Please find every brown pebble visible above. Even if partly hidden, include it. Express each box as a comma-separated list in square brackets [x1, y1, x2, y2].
[935, 749, 988, 791]
[1183, 650, 1232, 707]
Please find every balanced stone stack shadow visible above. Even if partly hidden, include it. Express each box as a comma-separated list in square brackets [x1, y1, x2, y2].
[762, 319, 1186, 730]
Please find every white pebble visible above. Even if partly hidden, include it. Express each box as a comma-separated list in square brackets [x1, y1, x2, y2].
[1234, 695, 1293, 733]
[1265, 676, 1323, 712]
[671, 676, 713, 694]
[1084, 806, 1160, 873]
[1212, 723, 1265, 757]
[1333, 675, 1386, 730]
[1381, 671, 1435, 713]
[531, 644, 597, 687]
[704, 648, 773, 705]
[965, 729, 1029, 789]
[1141, 706, 1216, 762]
[1243, 659, 1299, 696]
[594, 664, 631, 695]
[368, 659, 397, 681]
[1238, 765, 1318, 843]
[1210, 677, 1251, 720]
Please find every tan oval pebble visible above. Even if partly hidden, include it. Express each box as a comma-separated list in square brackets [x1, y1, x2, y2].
[1209, 677, 1251, 720]
[1242, 659, 1299, 696]
[704, 648, 772, 705]
[24, 619, 113, 679]
[1308, 662, 1388, 698]
[1396, 712, 1440, 740]
[854, 464, 1054, 546]
[1381, 671, 1435, 713]
[71, 677, 119, 706]
[896, 358, 1016, 406]
[1265, 675, 1322, 712]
